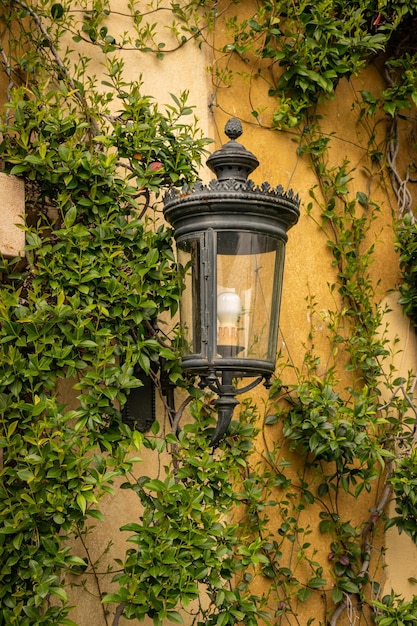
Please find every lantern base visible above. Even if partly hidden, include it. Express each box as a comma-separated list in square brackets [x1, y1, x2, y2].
[216, 344, 245, 358]
[208, 372, 268, 446]
[211, 392, 240, 446]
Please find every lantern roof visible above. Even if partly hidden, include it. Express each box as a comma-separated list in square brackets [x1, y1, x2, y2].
[163, 118, 301, 238]
[164, 118, 301, 209]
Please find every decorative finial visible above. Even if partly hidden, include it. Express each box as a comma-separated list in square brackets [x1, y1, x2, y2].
[206, 117, 258, 181]
[224, 118, 243, 141]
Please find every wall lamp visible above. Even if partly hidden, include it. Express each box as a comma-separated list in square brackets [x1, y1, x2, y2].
[124, 119, 300, 445]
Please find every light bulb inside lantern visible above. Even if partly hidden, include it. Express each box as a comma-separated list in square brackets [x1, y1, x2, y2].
[217, 291, 242, 327]
[217, 291, 242, 355]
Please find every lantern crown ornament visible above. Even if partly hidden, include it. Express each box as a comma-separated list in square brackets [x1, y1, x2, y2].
[163, 118, 300, 445]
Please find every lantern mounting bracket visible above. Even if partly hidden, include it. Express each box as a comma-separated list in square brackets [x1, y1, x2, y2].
[202, 373, 270, 445]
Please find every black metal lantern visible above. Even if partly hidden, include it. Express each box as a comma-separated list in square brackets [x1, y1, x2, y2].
[163, 119, 300, 444]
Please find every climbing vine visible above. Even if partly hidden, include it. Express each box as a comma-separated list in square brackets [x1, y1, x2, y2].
[0, 1, 212, 624]
[1, 1, 417, 626]
[200, 1, 417, 624]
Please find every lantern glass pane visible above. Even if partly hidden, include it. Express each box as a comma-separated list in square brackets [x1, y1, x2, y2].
[177, 238, 202, 355]
[216, 231, 285, 362]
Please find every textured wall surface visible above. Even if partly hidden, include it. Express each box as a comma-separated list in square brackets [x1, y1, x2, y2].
[2, 1, 417, 624]
[0, 172, 25, 257]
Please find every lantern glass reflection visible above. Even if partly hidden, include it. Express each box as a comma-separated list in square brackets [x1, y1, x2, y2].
[177, 230, 286, 371]
[177, 238, 201, 356]
[216, 231, 285, 364]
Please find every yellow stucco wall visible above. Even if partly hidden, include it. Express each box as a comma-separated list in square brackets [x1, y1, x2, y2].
[1, 1, 417, 624]
[381, 293, 417, 599]
[208, 1, 417, 615]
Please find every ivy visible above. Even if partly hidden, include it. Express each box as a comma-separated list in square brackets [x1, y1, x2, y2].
[1, 1, 417, 626]
[103, 414, 269, 625]
[387, 449, 417, 543]
[373, 593, 417, 626]
[396, 215, 417, 326]
[205, 0, 417, 128]
[0, 2, 210, 623]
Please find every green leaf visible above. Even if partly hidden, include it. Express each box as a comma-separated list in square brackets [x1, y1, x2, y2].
[66, 555, 88, 568]
[356, 191, 368, 206]
[383, 101, 397, 116]
[264, 414, 278, 425]
[298, 587, 311, 602]
[332, 588, 344, 604]
[76, 493, 87, 515]
[64, 206, 77, 228]
[303, 490, 315, 504]
[9, 164, 29, 175]
[339, 580, 360, 594]
[144, 479, 166, 492]
[50, 586, 68, 602]
[25, 154, 44, 165]
[102, 593, 123, 604]
[308, 576, 327, 589]
[51, 3, 64, 19]
[17, 469, 34, 482]
[120, 522, 143, 532]
[138, 352, 150, 373]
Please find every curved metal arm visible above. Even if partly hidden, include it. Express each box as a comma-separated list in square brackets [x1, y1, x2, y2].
[209, 374, 265, 446]
[211, 391, 239, 446]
